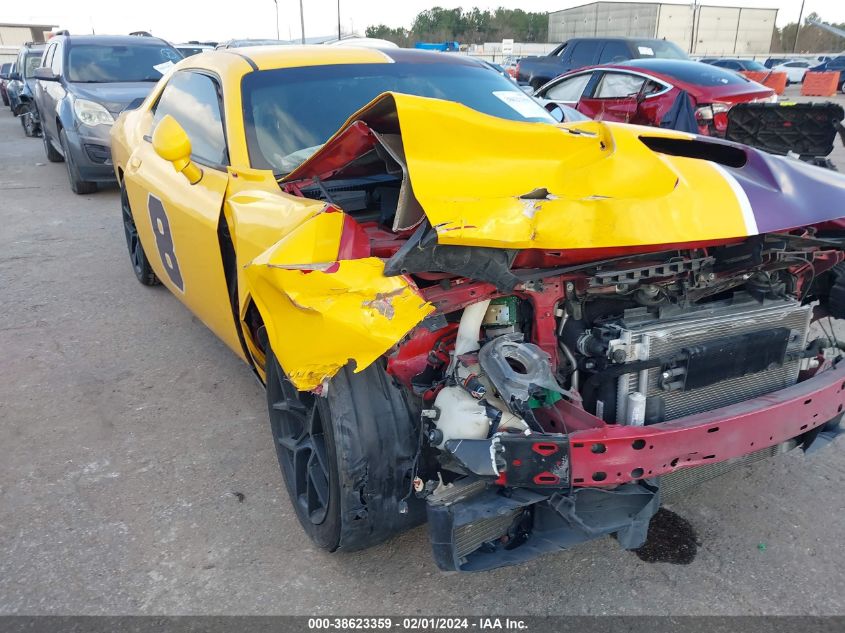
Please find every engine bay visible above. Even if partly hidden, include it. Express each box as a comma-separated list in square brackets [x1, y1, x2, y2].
[374, 230, 845, 488]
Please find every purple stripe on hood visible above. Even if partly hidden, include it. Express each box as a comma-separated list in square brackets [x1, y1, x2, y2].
[726, 149, 845, 234]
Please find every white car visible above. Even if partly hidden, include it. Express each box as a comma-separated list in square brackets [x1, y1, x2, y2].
[772, 60, 812, 84]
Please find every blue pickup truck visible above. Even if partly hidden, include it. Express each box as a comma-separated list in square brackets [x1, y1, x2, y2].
[516, 37, 688, 89]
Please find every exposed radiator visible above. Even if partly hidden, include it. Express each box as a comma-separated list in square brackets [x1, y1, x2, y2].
[612, 295, 812, 422]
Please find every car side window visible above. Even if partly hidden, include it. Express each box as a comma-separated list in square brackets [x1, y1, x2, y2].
[42, 44, 55, 70]
[569, 40, 602, 68]
[544, 73, 593, 102]
[599, 41, 630, 64]
[50, 43, 62, 75]
[152, 71, 228, 167]
[594, 72, 648, 99]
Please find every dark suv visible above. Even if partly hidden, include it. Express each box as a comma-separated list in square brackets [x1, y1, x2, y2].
[515, 37, 688, 89]
[33, 33, 182, 194]
[7, 42, 46, 136]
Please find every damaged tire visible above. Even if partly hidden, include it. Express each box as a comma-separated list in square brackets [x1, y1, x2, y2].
[19, 105, 39, 137]
[265, 347, 425, 552]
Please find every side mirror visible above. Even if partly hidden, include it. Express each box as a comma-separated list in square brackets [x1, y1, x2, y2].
[152, 114, 202, 184]
[10, 71, 22, 81]
[33, 67, 56, 81]
[544, 101, 565, 122]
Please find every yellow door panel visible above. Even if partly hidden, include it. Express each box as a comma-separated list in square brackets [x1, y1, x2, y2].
[124, 140, 244, 358]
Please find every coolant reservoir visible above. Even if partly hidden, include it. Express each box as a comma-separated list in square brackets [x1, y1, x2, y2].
[433, 386, 491, 448]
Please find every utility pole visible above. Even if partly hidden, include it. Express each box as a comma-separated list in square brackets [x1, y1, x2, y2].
[689, 0, 698, 55]
[272, 0, 279, 40]
[337, 0, 342, 41]
[792, 0, 806, 53]
[300, 0, 306, 44]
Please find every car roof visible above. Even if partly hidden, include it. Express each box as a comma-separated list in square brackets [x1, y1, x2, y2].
[566, 36, 663, 42]
[560, 58, 757, 93]
[196, 45, 481, 73]
[621, 58, 714, 73]
[57, 34, 174, 47]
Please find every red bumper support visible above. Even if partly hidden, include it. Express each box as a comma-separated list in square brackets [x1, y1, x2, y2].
[567, 365, 845, 487]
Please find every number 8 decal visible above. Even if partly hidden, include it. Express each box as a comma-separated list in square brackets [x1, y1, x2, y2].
[147, 194, 184, 292]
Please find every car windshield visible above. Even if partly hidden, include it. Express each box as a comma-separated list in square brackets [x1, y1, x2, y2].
[177, 47, 206, 57]
[228, 40, 288, 48]
[242, 62, 555, 174]
[23, 51, 44, 78]
[67, 44, 182, 83]
[744, 60, 767, 71]
[633, 40, 688, 60]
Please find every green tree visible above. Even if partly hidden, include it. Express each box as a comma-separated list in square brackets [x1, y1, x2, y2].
[365, 24, 411, 47]
[770, 12, 845, 54]
[368, 6, 549, 46]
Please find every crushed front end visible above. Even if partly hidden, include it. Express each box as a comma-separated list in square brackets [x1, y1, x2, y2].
[386, 237, 845, 571]
[254, 93, 845, 571]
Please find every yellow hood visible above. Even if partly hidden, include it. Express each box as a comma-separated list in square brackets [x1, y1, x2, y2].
[284, 92, 755, 250]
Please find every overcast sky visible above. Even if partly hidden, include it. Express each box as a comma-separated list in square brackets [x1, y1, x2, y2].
[5, 0, 845, 43]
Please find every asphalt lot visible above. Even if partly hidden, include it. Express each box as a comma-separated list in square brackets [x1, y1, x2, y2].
[2, 92, 845, 616]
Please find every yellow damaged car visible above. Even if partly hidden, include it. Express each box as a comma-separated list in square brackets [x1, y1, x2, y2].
[112, 46, 845, 572]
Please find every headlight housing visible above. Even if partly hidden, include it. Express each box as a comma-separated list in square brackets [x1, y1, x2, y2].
[73, 98, 114, 126]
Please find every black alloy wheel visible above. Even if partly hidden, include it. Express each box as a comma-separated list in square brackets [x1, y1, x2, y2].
[270, 373, 333, 526]
[121, 186, 159, 286]
[264, 346, 425, 552]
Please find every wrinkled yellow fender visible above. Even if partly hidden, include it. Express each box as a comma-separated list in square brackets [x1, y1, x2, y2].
[243, 210, 433, 390]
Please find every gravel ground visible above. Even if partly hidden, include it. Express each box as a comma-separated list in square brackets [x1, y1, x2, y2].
[1, 98, 844, 616]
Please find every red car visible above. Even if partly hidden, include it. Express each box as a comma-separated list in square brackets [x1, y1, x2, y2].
[534, 58, 776, 136]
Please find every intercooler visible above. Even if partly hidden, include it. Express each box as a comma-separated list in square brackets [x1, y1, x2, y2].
[610, 295, 813, 423]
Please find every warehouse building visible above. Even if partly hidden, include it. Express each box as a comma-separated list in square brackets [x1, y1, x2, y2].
[548, 2, 778, 55]
[0, 23, 57, 63]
